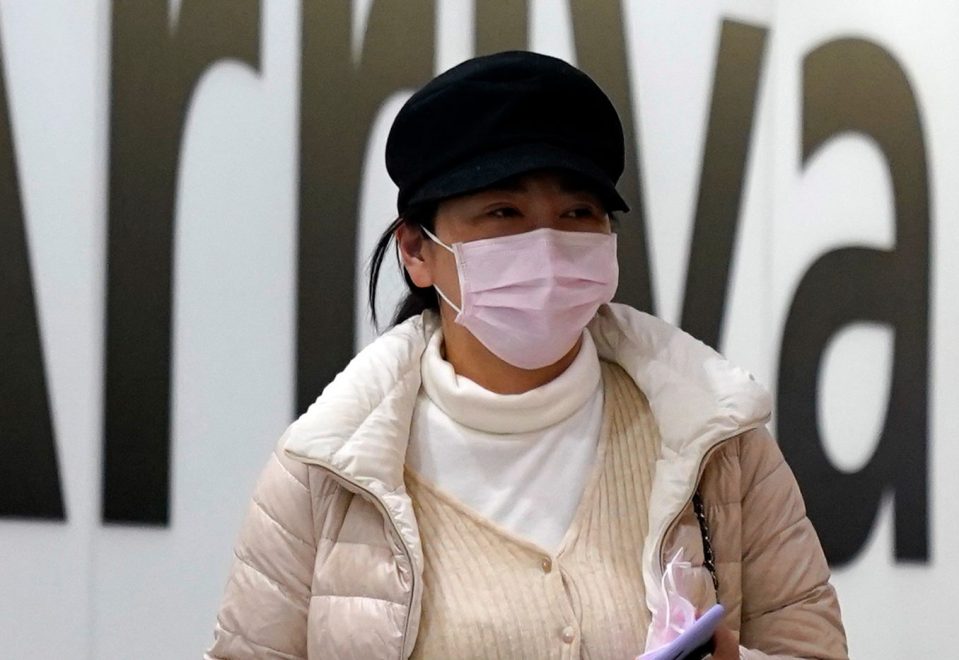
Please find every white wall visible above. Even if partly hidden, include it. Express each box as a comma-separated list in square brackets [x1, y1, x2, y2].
[1, 1, 956, 657]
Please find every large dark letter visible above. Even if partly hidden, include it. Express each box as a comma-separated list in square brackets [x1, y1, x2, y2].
[297, 1, 435, 413]
[680, 21, 768, 347]
[778, 39, 930, 564]
[570, 0, 654, 312]
[106, 0, 261, 524]
[0, 27, 64, 520]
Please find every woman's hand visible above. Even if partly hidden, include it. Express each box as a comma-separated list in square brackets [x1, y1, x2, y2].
[708, 624, 740, 659]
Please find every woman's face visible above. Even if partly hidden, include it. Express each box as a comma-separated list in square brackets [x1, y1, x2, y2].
[401, 169, 612, 312]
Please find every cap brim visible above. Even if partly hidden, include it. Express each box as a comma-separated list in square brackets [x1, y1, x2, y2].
[404, 143, 630, 213]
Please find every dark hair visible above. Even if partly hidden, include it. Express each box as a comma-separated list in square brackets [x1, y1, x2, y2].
[367, 200, 440, 330]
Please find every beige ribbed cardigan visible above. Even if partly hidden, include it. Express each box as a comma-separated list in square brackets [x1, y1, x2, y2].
[406, 361, 661, 659]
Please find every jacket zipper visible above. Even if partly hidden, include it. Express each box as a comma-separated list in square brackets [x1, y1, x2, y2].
[654, 423, 765, 576]
[299, 460, 417, 660]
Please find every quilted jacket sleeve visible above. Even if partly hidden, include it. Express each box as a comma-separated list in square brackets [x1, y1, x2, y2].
[737, 427, 848, 660]
[205, 434, 318, 659]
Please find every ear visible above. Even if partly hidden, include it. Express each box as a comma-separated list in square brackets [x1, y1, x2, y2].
[395, 223, 434, 288]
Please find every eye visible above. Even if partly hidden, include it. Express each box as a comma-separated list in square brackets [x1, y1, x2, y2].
[488, 206, 520, 218]
[566, 205, 601, 219]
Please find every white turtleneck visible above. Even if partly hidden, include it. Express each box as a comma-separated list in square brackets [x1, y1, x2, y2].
[406, 329, 603, 552]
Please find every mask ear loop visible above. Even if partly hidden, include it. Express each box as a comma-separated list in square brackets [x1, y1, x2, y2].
[419, 226, 462, 315]
[432, 281, 462, 315]
[420, 226, 453, 253]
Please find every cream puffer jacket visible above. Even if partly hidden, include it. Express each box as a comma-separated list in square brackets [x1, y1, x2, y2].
[206, 304, 847, 659]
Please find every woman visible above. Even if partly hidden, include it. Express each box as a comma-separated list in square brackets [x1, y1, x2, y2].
[206, 51, 846, 659]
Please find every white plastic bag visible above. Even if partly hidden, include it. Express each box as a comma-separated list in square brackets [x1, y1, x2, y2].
[637, 549, 701, 659]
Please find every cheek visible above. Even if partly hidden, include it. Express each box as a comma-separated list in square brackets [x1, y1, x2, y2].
[429, 248, 462, 303]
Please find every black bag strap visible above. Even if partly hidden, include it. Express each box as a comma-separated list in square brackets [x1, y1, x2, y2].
[692, 490, 719, 595]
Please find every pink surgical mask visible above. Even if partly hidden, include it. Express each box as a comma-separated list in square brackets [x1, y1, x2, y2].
[422, 225, 618, 369]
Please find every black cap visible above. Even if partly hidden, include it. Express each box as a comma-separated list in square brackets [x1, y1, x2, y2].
[385, 50, 629, 214]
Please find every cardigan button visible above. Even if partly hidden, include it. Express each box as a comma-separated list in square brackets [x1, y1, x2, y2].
[541, 557, 552, 573]
[561, 626, 575, 644]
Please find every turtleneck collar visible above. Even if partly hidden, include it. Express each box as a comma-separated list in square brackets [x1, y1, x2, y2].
[419, 329, 602, 434]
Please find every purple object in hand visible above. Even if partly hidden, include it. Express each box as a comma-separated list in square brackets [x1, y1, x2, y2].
[639, 604, 726, 660]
